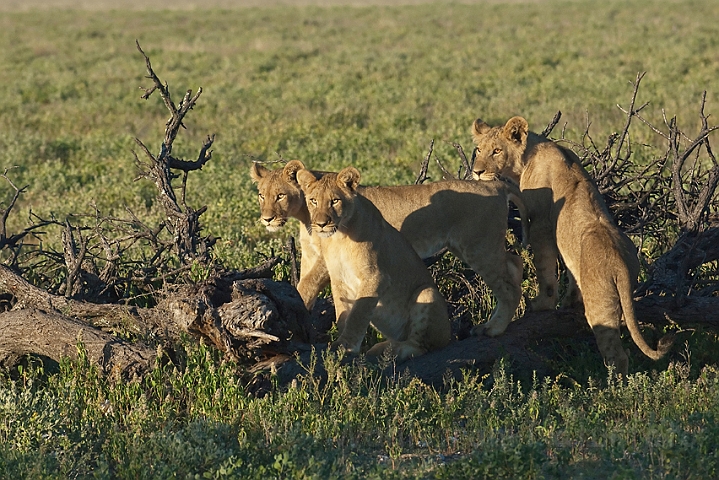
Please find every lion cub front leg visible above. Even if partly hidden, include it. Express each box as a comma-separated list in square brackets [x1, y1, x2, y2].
[296, 260, 329, 312]
[331, 294, 379, 354]
[296, 227, 330, 311]
[527, 222, 560, 311]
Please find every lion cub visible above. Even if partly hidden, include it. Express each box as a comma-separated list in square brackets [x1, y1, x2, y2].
[295, 166, 451, 360]
[471, 115, 673, 375]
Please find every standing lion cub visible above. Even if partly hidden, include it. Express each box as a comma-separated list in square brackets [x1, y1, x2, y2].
[295, 166, 451, 360]
[471, 115, 673, 374]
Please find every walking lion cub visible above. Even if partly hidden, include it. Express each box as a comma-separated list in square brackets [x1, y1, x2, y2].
[471, 115, 673, 374]
[296, 166, 451, 360]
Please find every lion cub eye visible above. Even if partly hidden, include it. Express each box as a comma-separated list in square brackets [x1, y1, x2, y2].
[277, 193, 286, 201]
[309, 198, 317, 206]
[493, 148, 502, 155]
[331, 198, 341, 206]
[258, 193, 264, 201]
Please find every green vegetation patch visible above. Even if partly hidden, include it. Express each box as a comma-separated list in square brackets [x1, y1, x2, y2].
[1, 345, 719, 478]
[1, 1, 718, 268]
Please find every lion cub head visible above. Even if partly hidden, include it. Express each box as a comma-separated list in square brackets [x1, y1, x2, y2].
[249, 160, 307, 232]
[296, 167, 361, 238]
[471, 116, 529, 184]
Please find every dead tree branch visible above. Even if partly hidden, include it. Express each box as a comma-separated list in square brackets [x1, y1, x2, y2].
[134, 40, 217, 266]
[667, 92, 719, 234]
[0, 171, 54, 265]
[0, 308, 157, 380]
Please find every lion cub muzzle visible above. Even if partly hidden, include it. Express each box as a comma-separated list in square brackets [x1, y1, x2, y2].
[260, 215, 286, 232]
[471, 169, 500, 181]
[311, 219, 338, 238]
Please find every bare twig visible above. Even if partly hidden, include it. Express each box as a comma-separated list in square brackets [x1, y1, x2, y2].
[0, 170, 53, 262]
[540, 110, 562, 138]
[452, 143, 473, 180]
[435, 155, 453, 180]
[415, 139, 434, 184]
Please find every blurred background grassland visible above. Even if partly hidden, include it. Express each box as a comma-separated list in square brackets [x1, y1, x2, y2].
[0, 0, 718, 269]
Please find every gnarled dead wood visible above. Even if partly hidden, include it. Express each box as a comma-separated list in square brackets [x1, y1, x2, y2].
[0, 261, 314, 371]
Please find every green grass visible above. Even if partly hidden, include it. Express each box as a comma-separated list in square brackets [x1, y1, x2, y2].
[1, 0, 719, 477]
[1, 0, 718, 269]
[1, 344, 719, 478]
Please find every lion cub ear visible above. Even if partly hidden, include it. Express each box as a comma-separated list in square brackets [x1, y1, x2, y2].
[250, 162, 270, 183]
[503, 116, 529, 145]
[471, 118, 491, 144]
[283, 160, 306, 184]
[337, 167, 361, 193]
[296, 169, 318, 191]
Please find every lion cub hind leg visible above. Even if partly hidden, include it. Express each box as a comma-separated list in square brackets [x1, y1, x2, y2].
[589, 323, 629, 377]
[581, 280, 630, 376]
[331, 296, 378, 354]
[411, 285, 451, 353]
[364, 339, 425, 361]
[366, 286, 450, 362]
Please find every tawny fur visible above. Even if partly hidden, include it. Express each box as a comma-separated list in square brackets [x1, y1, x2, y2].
[250, 160, 526, 337]
[295, 166, 451, 360]
[470, 116, 674, 375]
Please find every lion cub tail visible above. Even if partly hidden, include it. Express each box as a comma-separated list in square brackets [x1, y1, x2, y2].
[617, 269, 675, 361]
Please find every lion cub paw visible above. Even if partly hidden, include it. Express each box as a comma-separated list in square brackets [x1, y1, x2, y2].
[529, 296, 557, 312]
[330, 338, 360, 355]
[471, 323, 505, 338]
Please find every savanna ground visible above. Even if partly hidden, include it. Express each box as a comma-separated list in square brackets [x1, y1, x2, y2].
[0, 0, 719, 477]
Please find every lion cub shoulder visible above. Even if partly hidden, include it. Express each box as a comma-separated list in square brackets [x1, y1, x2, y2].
[296, 166, 451, 361]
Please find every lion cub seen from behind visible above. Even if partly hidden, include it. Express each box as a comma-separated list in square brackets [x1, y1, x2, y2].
[296, 166, 451, 361]
[471, 115, 673, 375]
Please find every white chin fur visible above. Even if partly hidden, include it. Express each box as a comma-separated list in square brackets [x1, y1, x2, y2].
[265, 225, 283, 233]
[317, 230, 335, 238]
[479, 172, 499, 181]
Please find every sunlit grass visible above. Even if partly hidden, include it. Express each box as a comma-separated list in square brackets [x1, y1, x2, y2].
[1, 1, 718, 268]
[1, 342, 718, 478]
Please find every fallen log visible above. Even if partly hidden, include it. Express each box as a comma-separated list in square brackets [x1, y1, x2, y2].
[0, 308, 157, 379]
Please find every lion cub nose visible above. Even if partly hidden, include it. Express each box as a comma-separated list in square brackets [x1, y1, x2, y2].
[261, 215, 275, 224]
[315, 220, 328, 228]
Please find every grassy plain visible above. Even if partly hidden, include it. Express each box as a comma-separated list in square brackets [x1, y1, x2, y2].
[1, 0, 719, 477]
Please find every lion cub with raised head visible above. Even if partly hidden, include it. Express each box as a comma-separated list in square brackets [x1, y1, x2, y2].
[295, 166, 451, 360]
[471, 115, 673, 374]
[250, 160, 525, 338]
